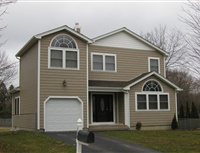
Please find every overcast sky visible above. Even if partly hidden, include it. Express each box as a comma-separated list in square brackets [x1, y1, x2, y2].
[1, 0, 189, 86]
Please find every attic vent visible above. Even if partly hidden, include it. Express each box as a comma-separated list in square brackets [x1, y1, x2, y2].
[74, 23, 81, 33]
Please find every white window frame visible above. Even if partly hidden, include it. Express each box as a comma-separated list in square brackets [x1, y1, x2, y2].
[148, 57, 160, 73]
[91, 52, 117, 72]
[142, 79, 163, 92]
[14, 97, 20, 115]
[48, 34, 79, 70]
[135, 92, 170, 111]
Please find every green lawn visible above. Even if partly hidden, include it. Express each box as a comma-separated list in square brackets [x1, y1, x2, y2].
[102, 130, 200, 153]
[0, 131, 75, 153]
[1, 130, 199, 153]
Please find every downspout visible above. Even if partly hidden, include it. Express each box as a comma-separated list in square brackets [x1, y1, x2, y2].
[86, 43, 89, 128]
[37, 40, 41, 130]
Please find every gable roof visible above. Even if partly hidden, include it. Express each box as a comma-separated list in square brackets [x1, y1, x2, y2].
[93, 27, 168, 56]
[89, 71, 182, 92]
[16, 25, 93, 57]
[123, 71, 182, 91]
[16, 25, 169, 57]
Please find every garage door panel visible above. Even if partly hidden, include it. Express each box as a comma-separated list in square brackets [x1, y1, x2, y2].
[45, 98, 82, 132]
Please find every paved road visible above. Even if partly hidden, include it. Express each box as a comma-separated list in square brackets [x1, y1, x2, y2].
[44, 131, 162, 153]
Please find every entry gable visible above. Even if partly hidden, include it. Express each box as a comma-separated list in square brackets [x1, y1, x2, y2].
[123, 71, 182, 91]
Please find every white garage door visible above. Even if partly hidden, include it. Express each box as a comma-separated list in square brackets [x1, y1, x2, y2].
[45, 98, 82, 132]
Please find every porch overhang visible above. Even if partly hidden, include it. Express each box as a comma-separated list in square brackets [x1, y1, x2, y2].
[89, 80, 128, 92]
[89, 87, 122, 92]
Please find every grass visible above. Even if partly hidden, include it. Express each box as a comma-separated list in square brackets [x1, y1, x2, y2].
[0, 131, 75, 153]
[102, 130, 200, 153]
[0, 127, 11, 132]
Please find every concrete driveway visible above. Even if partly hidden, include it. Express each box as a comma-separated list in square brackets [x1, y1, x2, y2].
[44, 132, 162, 153]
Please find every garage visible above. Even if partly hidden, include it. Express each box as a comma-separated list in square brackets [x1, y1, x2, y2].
[45, 98, 82, 132]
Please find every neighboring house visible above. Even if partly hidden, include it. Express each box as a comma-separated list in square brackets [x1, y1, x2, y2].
[11, 24, 182, 132]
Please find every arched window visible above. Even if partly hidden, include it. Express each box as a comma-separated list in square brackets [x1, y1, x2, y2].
[143, 80, 162, 92]
[136, 80, 169, 111]
[51, 35, 77, 49]
[49, 34, 79, 69]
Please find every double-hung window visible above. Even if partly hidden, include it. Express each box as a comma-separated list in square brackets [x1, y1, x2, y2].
[49, 34, 79, 70]
[92, 53, 116, 72]
[14, 97, 20, 115]
[148, 57, 160, 73]
[136, 80, 169, 111]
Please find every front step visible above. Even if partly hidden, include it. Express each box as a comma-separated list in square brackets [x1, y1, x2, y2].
[89, 124, 129, 131]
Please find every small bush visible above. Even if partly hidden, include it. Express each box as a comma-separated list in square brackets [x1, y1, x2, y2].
[171, 113, 178, 130]
[136, 122, 142, 131]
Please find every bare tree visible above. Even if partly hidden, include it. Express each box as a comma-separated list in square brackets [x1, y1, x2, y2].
[141, 25, 188, 70]
[0, 51, 17, 83]
[0, 0, 17, 84]
[180, 0, 200, 78]
[166, 69, 200, 114]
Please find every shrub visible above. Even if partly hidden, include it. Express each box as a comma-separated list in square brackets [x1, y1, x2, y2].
[136, 122, 142, 131]
[171, 113, 178, 130]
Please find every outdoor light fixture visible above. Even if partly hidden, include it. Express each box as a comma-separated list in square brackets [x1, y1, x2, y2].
[63, 80, 67, 87]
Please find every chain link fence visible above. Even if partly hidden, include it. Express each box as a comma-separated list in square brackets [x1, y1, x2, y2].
[0, 115, 12, 127]
[178, 118, 200, 130]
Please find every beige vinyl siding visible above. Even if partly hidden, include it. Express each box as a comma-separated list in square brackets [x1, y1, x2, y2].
[39, 31, 87, 129]
[89, 45, 164, 81]
[129, 76, 176, 128]
[13, 43, 38, 130]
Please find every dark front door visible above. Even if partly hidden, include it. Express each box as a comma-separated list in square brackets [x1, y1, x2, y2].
[93, 94, 114, 122]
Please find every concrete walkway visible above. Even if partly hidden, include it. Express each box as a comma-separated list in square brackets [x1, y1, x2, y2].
[44, 132, 162, 153]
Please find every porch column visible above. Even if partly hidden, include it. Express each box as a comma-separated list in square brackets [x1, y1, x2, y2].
[124, 91, 130, 128]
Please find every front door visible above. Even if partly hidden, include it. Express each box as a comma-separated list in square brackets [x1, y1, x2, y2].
[93, 94, 114, 123]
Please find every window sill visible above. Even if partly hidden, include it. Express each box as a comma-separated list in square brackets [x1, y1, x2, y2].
[91, 70, 117, 73]
[136, 109, 170, 112]
[48, 67, 80, 71]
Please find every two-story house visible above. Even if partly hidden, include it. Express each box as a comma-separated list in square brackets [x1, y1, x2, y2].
[11, 25, 182, 132]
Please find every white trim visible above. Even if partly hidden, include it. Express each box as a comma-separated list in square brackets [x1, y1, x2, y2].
[135, 92, 170, 111]
[48, 34, 80, 70]
[175, 91, 178, 121]
[35, 25, 92, 43]
[48, 48, 80, 70]
[49, 34, 79, 49]
[124, 92, 130, 128]
[148, 57, 160, 74]
[164, 56, 166, 77]
[37, 40, 40, 130]
[123, 71, 182, 91]
[91, 93, 116, 125]
[16, 25, 92, 57]
[141, 79, 163, 92]
[91, 52, 117, 72]
[43, 96, 84, 132]
[14, 96, 20, 115]
[86, 43, 89, 128]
